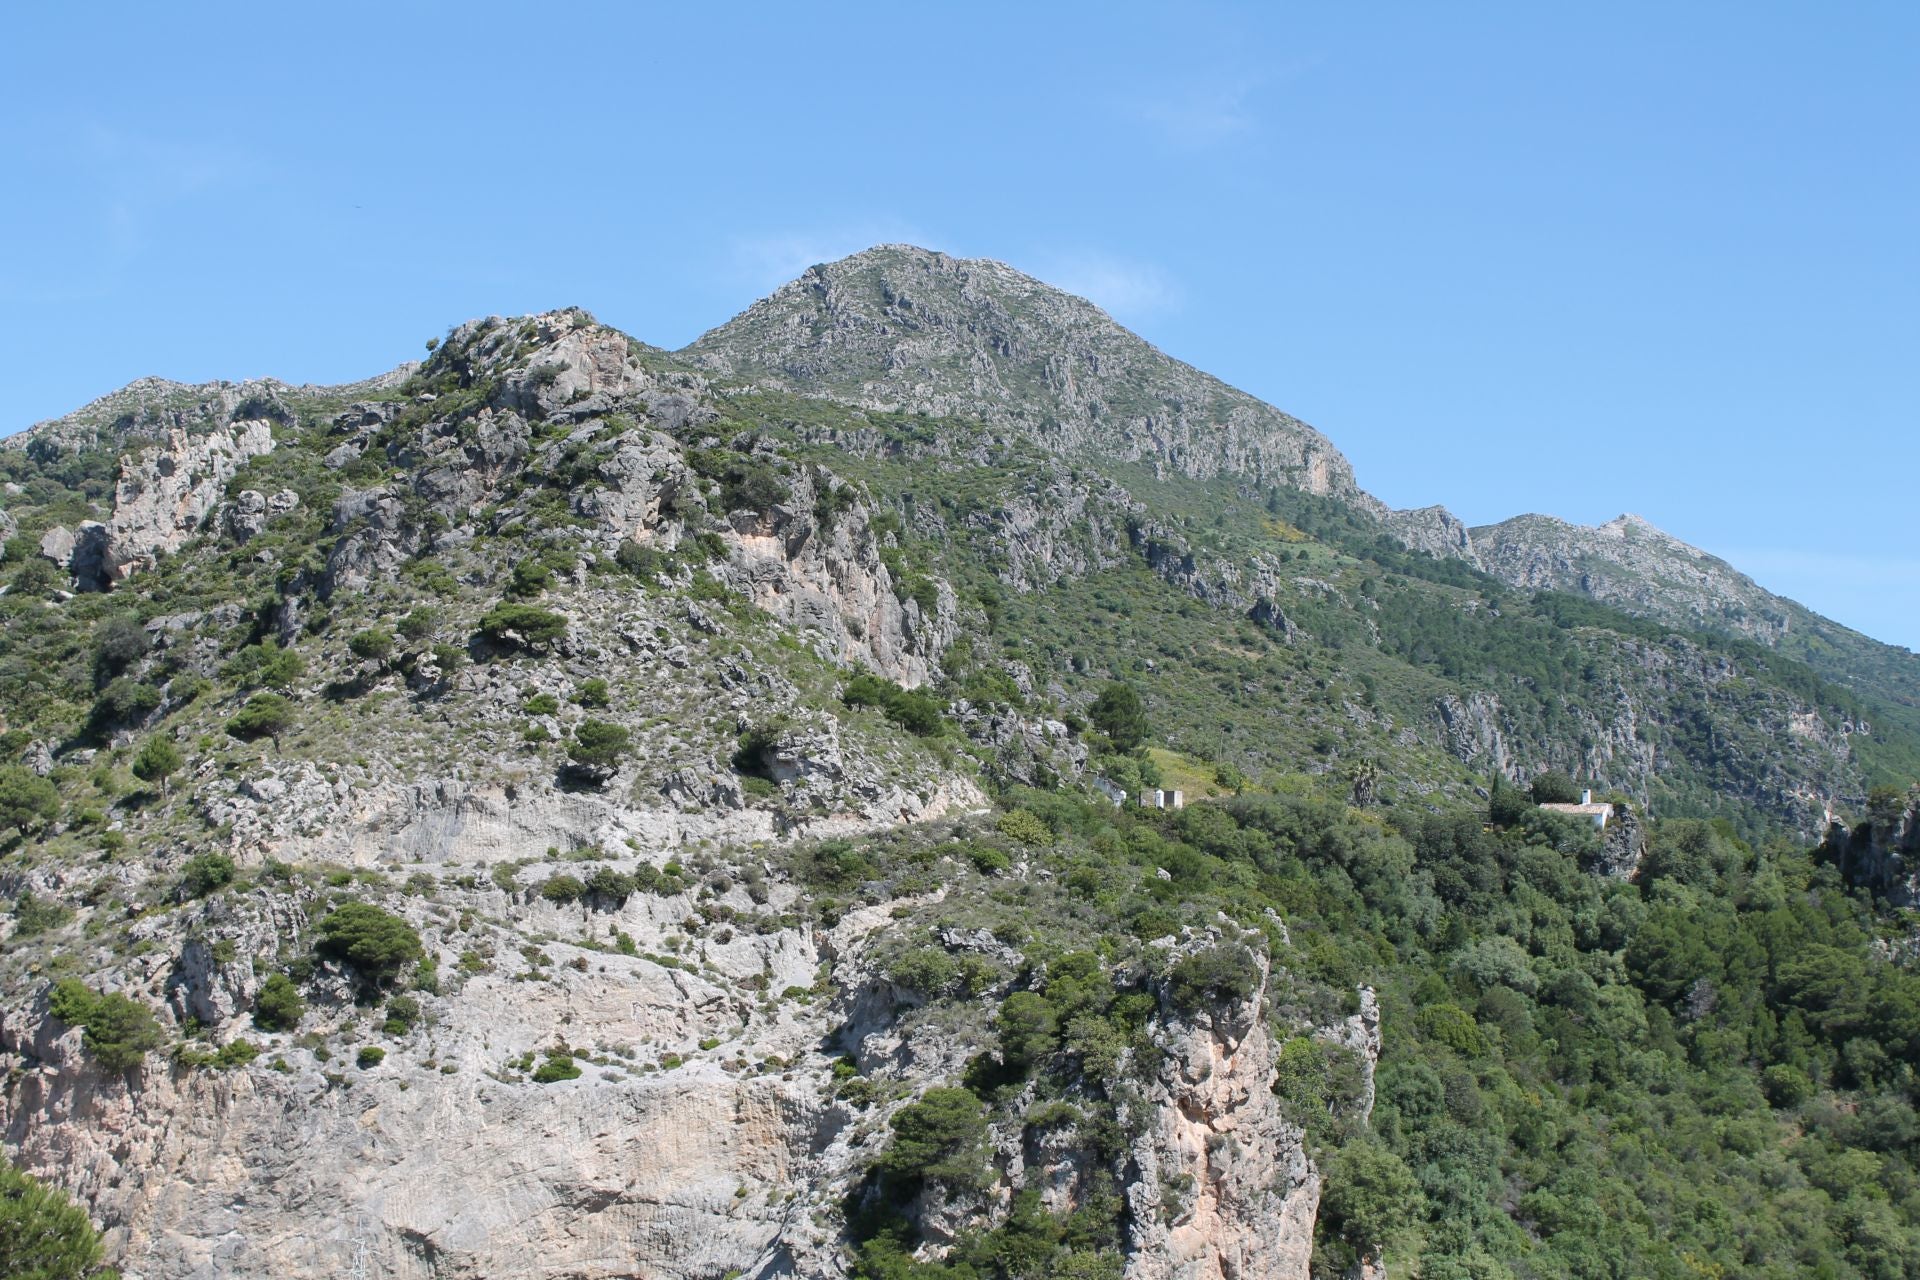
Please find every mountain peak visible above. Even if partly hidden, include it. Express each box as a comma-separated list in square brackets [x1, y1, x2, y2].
[684, 244, 1366, 500]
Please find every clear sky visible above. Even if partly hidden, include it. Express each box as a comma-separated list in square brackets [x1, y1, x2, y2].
[4, 2, 1915, 649]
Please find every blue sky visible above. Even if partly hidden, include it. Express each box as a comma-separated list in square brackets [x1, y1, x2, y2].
[4, 2, 1915, 648]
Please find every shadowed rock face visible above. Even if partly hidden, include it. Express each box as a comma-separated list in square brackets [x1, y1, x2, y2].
[1825, 785, 1920, 905]
[683, 245, 1369, 503]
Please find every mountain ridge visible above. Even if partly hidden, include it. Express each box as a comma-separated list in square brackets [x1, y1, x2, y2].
[4, 258, 1920, 1279]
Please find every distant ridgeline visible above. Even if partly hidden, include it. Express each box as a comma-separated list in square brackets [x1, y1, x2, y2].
[1, 245, 1918, 1280]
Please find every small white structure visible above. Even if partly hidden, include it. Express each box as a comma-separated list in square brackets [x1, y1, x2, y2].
[1540, 788, 1613, 829]
[1141, 789, 1185, 811]
[1092, 777, 1128, 808]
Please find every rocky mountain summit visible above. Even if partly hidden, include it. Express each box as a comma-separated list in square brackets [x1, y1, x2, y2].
[684, 246, 1367, 501]
[3, 248, 1920, 1280]
[1470, 511, 1793, 644]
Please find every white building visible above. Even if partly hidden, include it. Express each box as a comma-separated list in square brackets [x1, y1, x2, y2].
[1539, 788, 1613, 829]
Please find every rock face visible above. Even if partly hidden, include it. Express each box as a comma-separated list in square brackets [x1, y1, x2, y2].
[684, 246, 1369, 502]
[1471, 513, 1795, 644]
[1588, 804, 1648, 879]
[103, 418, 278, 582]
[1382, 505, 1477, 563]
[1826, 785, 1920, 905]
[1122, 943, 1321, 1280]
[36, 418, 278, 590]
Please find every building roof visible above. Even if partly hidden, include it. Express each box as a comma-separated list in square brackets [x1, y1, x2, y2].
[1539, 802, 1613, 818]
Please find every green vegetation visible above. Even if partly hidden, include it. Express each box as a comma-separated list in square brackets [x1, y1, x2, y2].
[479, 602, 567, 651]
[2, 275, 1919, 1280]
[0, 765, 61, 833]
[568, 719, 631, 771]
[252, 973, 306, 1032]
[177, 852, 236, 898]
[531, 1051, 583, 1083]
[1088, 681, 1149, 752]
[315, 903, 424, 987]
[814, 782, 1920, 1279]
[0, 1154, 115, 1280]
[842, 673, 945, 736]
[130, 736, 182, 794]
[45, 979, 163, 1072]
[224, 693, 294, 743]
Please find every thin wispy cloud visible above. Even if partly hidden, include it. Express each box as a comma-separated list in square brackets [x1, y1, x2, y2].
[1031, 251, 1183, 322]
[0, 118, 261, 304]
[1132, 80, 1261, 147]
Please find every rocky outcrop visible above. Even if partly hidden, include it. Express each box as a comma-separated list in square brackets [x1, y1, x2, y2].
[222, 489, 299, 543]
[1471, 512, 1792, 644]
[1588, 804, 1648, 879]
[728, 467, 955, 688]
[36, 418, 279, 589]
[1122, 939, 1319, 1280]
[1383, 505, 1478, 564]
[1437, 692, 1512, 777]
[1825, 786, 1920, 905]
[684, 245, 1370, 503]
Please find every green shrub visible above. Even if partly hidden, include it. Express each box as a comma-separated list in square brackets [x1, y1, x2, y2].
[841, 673, 945, 736]
[316, 902, 424, 986]
[0, 766, 60, 833]
[967, 844, 1013, 874]
[179, 852, 236, 898]
[356, 1046, 386, 1069]
[46, 981, 163, 1072]
[382, 994, 421, 1036]
[12, 891, 73, 937]
[879, 1087, 990, 1194]
[131, 735, 183, 793]
[225, 693, 295, 742]
[479, 603, 566, 651]
[215, 1038, 260, 1069]
[397, 608, 441, 641]
[169, 673, 212, 704]
[995, 810, 1051, 846]
[532, 1052, 583, 1083]
[348, 628, 396, 663]
[889, 946, 959, 997]
[253, 973, 306, 1032]
[1414, 1002, 1487, 1056]
[1164, 944, 1261, 1013]
[92, 613, 148, 681]
[88, 677, 161, 731]
[1318, 1138, 1424, 1259]
[521, 693, 560, 716]
[586, 866, 635, 903]
[575, 678, 610, 708]
[1529, 770, 1581, 805]
[615, 540, 669, 581]
[1089, 681, 1149, 751]
[1762, 1063, 1815, 1108]
[223, 640, 305, 692]
[508, 558, 553, 598]
[0, 1154, 110, 1280]
[569, 719, 631, 770]
[996, 991, 1060, 1071]
[540, 874, 587, 904]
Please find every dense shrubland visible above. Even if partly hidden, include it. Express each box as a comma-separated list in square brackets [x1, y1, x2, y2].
[782, 783, 1920, 1279]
